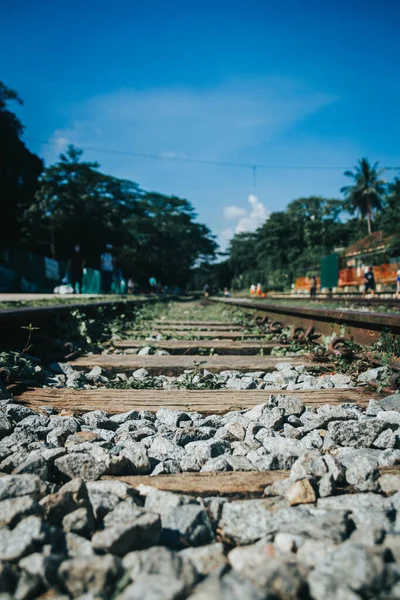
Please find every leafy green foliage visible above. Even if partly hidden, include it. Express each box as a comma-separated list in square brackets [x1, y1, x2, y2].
[0, 82, 43, 245]
[341, 158, 386, 235]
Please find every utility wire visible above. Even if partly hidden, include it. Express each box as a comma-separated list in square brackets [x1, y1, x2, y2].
[26, 137, 400, 172]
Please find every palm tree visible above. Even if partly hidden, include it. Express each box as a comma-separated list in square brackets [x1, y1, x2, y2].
[340, 158, 386, 235]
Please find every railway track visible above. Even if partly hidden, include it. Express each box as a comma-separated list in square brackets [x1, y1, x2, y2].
[1, 298, 400, 598]
[209, 296, 400, 345]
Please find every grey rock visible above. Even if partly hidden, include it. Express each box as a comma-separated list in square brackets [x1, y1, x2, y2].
[289, 450, 328, 481]
[301, 429, 323, 449]
[137, 345, 155, 355]
[328, 419, 387, 448]
[330, 374, 353, 387]
[287, 415, 303, 427]
[0, 417, 13, 440]
[0, 516, 46, 561]
[85, 366, 106, 383]
[231, 547, 306, 598]
[13, 455, 49, 480]
[173, 427, 215, 446]
[39, 478, 89, 523]
[180, 543, 227, 577]
[247, 451, 279, 471]
[152, 459, 182, 475]
[3, 405, 36, 422]
[318, 473, 336, 498]
[18, 551, 62, 590]
[66, 371, 86, 388]
[276, 394, 305, 416]
[221, 500, 349, 545]
[58, 555, 122, 598]
[345, 455, 380, 492]
[373, 428, 398, 449]
[161, 504, 214, 548]
[225, 455, 255, 471]
[116, 574, 185, 600]
[109, 410, 140, 425]
[148, 437, 186, 463]
[274, 531, 304, 553]
[318, 493, 393, 531]
[81, 410, 116, 430]
[62, 507, 94, 537]
[0, 474, 47, 501]
[308, 542, 390, 600]
[263, 478, 292, 497]
[103, 502, 147, 528]
[0, 496, 40, 528]
[145, 489, 196, 516]
[114, 443, 151, 474]
[180, 454, 201, 472]
[232, 441, 258, 455]
[185, 439, 230, 464]
[156, 407, 191, 429]
[379, 393, 400, 413]
[228, 536, 275, 575]
[262, 436, 303, 457]
[65, 532, 95, 558]
[47, 420, 80, 447]
[220, 499, 280, 544]
[187, 568, 266, 600]
[257, 407, 285, 430]
[200, 456, 230, 472]
[86, 480, 140, 520]
[132, 368, 149, 379]
[122, 546, 197, 590]
[92, 511, 160, 555]
[358, 366, 388, 383]
[366, 399, 382, 416]
[377, 410, 400, 426]
[55, 453, 107, 481]
[379, 473, 400, 495]
[283, 423, 303, 439]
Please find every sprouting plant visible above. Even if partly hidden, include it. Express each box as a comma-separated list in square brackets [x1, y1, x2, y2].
[20, 323, 40, 357]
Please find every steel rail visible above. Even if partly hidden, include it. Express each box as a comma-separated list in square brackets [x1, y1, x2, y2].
[209, 297, 400, 345]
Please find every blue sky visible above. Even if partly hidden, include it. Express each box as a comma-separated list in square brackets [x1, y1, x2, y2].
[2, 0, 400, 250]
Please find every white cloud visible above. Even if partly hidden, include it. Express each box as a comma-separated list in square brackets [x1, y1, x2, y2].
[218, 194, 269, 252]
[223, 205, 247, 220]
[236, 194, 269, 233]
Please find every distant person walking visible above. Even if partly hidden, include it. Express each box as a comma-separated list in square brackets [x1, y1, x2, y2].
[310, 276, 317, 297]
[67, 244, 85, 294]
[363, 266, 376, 297]
[396, 269, 400, 300]
[100, 244, 115, 294]
[203, 283, 211, 298]
[224, 287, 231, 297]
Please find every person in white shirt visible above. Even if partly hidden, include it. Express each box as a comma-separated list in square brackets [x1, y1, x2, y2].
[100, 244, 115, 293]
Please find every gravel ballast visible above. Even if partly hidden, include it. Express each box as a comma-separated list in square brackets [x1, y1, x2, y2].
[0, 388, 399, 598]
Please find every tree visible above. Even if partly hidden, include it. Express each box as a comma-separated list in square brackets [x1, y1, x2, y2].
[0, 81, 43, 245]
[23, 146, 217, 285]
[121, 192, 218, 286]
[23, 145, 141, 262]
[340, 158, 386, 235]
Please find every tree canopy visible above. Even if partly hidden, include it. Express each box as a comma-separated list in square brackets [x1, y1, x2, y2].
[0, 82, 43, 245]
[340, 158, 386, 235]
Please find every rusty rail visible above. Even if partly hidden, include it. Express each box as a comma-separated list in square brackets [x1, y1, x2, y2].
[209, 297, 400, 346]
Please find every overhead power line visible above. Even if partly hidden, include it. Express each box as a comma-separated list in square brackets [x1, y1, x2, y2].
[26, 137, 400, 172]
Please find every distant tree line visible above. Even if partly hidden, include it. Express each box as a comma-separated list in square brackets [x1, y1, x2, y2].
[0, 81, 217, 286]
[193, 160, 400, 292]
